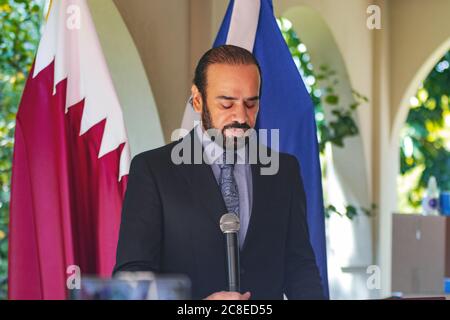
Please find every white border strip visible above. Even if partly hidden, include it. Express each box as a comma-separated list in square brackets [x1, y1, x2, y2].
[226, 0, 260, 51]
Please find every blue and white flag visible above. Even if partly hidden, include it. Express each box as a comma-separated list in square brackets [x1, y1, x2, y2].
[181, 0, 329, 297]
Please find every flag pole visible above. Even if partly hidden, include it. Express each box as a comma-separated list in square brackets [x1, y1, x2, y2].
[45, 0, 53, 21]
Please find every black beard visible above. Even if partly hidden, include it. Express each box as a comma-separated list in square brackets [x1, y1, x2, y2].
[201, 103, 251, 150]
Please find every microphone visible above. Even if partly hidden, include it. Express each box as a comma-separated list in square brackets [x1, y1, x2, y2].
[220, 213, 240, 292]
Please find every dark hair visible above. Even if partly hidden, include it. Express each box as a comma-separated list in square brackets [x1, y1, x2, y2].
[193, 44, 262, 100]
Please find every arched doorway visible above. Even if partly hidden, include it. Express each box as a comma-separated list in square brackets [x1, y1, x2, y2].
[386, 38, 450, 297]
[281, 5, 373, 299]
[397, 51, 450, 213]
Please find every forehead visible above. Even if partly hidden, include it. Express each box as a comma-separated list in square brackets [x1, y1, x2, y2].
[205, 63, 260, 93]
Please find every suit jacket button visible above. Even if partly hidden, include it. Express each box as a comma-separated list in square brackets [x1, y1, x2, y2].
[240, 268, 245, 275]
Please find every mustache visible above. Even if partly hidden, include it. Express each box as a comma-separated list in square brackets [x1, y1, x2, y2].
[222, 122, 251, 131]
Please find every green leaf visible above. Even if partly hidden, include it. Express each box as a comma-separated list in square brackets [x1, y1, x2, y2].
[325, 94, 339, 105]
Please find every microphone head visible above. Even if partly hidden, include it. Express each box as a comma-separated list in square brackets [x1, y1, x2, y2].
[220, 213, 240, 233]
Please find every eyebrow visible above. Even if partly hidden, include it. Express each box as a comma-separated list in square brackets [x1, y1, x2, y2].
[215, 95, 260, 101]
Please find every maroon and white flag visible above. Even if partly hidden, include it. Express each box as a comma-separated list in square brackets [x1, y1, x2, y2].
[9, 0, 130, 299]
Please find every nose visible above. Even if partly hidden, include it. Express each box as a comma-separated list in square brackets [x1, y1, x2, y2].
[232, 100, 248, 124]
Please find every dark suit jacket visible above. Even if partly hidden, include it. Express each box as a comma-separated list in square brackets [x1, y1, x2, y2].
[114, 129, 324, 299]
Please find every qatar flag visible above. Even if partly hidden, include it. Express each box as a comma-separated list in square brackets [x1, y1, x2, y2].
[8, 0, 130, 299]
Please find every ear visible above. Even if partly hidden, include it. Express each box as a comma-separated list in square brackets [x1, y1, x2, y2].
[191, 85, 203, 113]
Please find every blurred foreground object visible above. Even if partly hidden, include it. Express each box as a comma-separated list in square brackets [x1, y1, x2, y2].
[69, 272, 191, 300]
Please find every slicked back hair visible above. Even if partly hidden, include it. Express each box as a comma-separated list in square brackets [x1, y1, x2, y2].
[193, 44, 262, 101]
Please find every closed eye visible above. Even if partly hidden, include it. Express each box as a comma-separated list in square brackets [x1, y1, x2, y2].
[245, 100, 258, 108]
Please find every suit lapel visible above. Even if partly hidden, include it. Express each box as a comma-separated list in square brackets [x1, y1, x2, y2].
[241, 161, 272, 255]
[175, 130, 227, 227]
[174, 129, 275, 256]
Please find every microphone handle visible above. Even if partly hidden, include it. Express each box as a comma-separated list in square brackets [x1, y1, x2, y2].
[225, 232, 240, 292]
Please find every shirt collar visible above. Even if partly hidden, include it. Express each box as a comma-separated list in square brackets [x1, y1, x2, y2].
[195, 124, 249, 165]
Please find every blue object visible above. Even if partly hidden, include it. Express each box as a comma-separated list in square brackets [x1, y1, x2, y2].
[213, 0, 329, 298]
[439, 191, 450, 216]
[444, 278, 450, 294]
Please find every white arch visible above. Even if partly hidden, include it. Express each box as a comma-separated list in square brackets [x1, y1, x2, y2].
[87, 0, 165, 157]
[391, 37, 450, 146]
[283, 5, 373, 300]
[376, 37, 450, 298]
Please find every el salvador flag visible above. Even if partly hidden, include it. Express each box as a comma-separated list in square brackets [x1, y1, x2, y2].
[181, 0, 329, 298]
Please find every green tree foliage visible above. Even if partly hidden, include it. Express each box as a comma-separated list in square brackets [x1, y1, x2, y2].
[399, 51, 450, 211]
[0, 0, 45, 299]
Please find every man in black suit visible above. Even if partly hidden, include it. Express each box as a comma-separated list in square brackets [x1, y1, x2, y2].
[114, 45, 324, 300]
